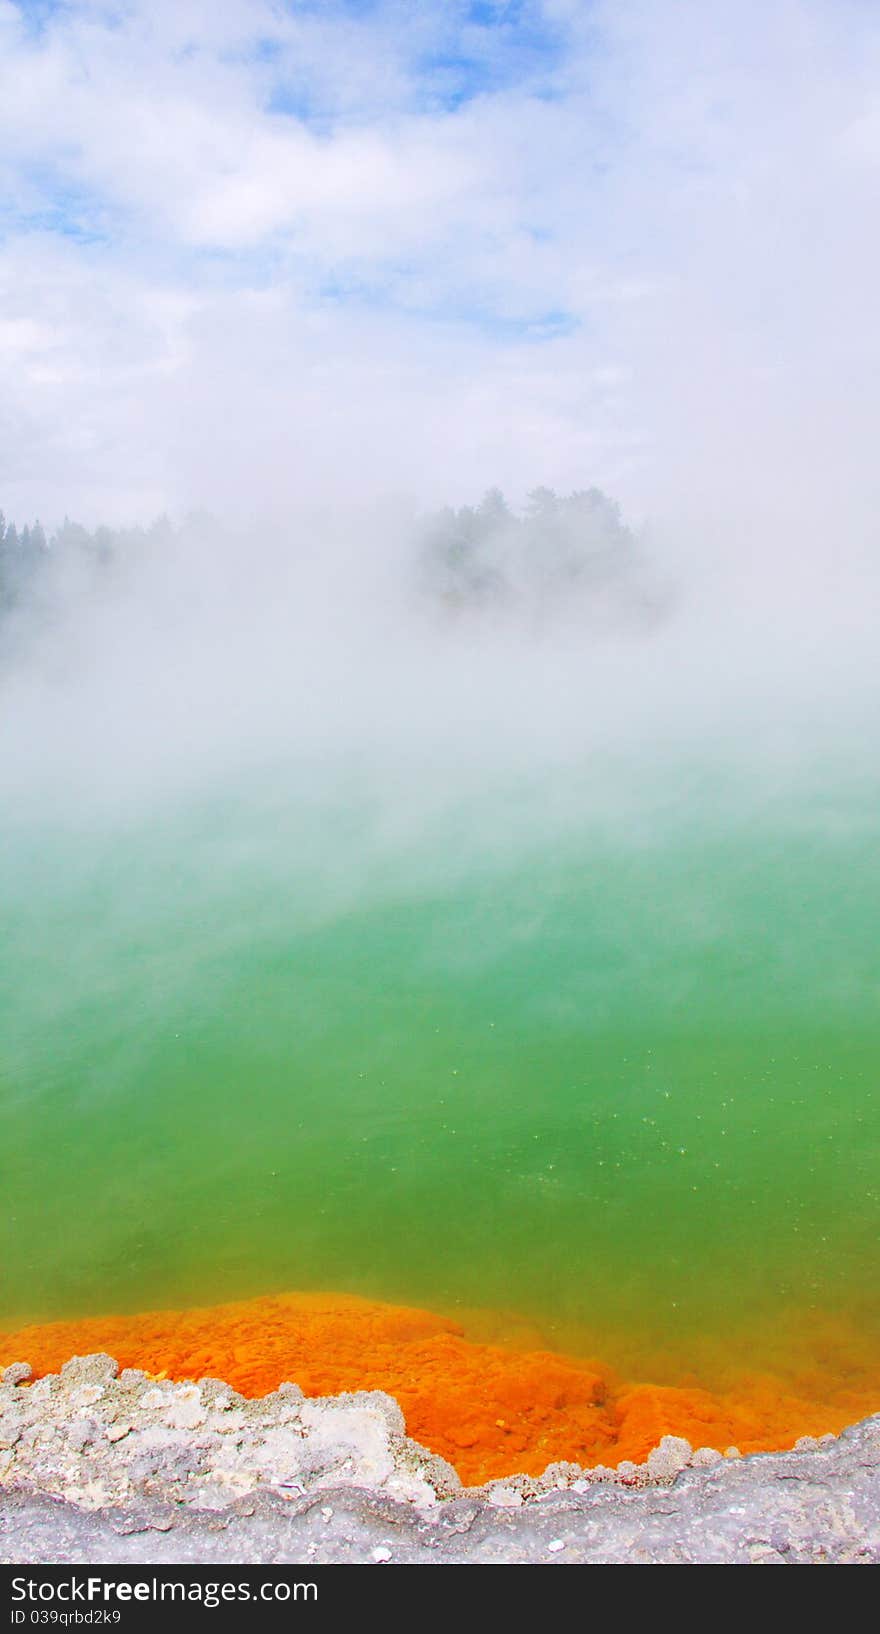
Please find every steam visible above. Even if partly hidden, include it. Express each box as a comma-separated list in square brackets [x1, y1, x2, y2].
[0, 483, 877, 849]
[1, 0, 879, 945]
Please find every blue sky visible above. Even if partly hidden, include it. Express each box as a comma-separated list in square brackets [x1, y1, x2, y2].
[6, 0, 575, 248]
[1, 0, 879, 535]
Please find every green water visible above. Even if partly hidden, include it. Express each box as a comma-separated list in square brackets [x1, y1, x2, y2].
[2, 755, 879, 1379]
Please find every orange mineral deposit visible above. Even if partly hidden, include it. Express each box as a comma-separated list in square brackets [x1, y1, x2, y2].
[3, 1289, 879, 1485]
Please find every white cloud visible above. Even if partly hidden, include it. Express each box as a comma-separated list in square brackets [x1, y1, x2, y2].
[0, 0, 878, 581]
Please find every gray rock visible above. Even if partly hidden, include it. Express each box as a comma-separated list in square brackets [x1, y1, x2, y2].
[1, 1353, 878, 1564]
[646, 1434, 693, 1481]
[1, 1364, 32, 1387]
[59, 1354, 119, 1385]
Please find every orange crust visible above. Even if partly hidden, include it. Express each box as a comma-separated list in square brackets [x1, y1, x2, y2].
[3, 1290, 878, 1485]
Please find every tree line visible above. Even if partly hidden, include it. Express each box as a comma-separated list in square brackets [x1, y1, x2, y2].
[1, 485, 661, 649]
[415, 485, 644, 613]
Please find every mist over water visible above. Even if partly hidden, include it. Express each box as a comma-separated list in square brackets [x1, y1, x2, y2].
[2, 500, 879, 1397]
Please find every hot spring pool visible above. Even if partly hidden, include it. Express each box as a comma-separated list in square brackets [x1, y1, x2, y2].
[2, 757, 879, 1476]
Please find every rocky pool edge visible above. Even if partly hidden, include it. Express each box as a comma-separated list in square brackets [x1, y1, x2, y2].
[1, 1355, 878, 1564]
